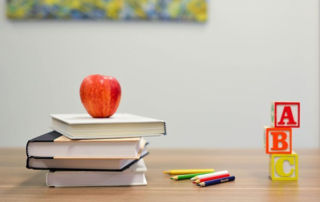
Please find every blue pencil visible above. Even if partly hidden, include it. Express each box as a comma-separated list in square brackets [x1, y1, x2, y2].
[198, 176, 235, 187]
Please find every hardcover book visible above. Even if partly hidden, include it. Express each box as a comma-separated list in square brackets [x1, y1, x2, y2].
[27, 150, 149, 171]
[46, 159, 147, 187]
[50, 113, 166, 139]
[27, 131, 146, 159]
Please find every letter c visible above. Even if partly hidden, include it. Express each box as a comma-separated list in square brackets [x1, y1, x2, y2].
[275, 157, 294, 177]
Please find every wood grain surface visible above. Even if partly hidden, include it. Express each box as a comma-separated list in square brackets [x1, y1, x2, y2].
[0, 148, 319, 202]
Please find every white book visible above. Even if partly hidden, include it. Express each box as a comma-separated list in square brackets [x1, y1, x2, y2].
[51, 113, 166, 139]
[27, 131, 146, 159]
[46, 160, 147, 187]
[27, 150, 149, 171]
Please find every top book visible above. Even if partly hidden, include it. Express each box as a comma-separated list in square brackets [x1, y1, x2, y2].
[51, 113, 166, 139]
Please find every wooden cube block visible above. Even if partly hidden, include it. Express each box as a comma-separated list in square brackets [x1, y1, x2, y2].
[265, 127, 292, 154]
[269, 152, 298, 181]
[272, 102, 300, 128]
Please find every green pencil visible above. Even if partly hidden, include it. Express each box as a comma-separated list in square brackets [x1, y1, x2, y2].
[170, 172, 212, 181]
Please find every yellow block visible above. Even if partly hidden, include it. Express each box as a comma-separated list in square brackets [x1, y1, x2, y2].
[269, 152, 298, 181]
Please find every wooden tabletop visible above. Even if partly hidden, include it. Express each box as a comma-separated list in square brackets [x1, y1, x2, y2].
[0, 148, 319, 202]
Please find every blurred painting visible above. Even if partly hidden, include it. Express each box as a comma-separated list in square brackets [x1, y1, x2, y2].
[7, 0, 207, 22]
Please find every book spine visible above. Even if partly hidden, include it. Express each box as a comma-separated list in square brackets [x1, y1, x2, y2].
[26, 157, 30, 169]
[26, 156, 54, 169]
[26, 140, 30, 157]
[163, 122, 167, 136]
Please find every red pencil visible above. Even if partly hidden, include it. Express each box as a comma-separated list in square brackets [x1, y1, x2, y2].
[194, 173, 230, 184]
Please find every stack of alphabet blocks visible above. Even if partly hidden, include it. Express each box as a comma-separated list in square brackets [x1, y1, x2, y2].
[265, 102, 300, 180]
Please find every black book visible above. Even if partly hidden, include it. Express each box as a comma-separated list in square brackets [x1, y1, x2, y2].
[26, 131, 148, 171]
[27, 151, 149, 171]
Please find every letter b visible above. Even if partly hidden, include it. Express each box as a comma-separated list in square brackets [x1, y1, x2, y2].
[265, 128, 292, 154]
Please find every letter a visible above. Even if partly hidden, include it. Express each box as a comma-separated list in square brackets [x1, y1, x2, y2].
[278, 106, 296, 125]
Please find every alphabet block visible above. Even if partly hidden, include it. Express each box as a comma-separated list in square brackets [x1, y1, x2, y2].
[273, 102, 300, 128]
[265, 127, 292, 154]
[269, 152, 298, 181]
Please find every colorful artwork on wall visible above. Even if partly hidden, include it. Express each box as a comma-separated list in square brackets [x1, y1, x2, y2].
[7, 0, 207, 22]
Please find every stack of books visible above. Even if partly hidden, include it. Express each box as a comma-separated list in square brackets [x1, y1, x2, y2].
[26, 113, 166, 187]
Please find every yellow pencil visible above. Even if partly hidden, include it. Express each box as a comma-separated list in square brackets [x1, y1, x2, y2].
[163, 169, 215, 175]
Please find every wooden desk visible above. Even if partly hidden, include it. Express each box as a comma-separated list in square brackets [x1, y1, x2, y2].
[0, 148, 319, 201]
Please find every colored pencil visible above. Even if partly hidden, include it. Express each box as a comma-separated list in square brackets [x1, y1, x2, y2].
[194, 173, 230, 184]
[191, 170, 229, 181]
[163, 169, 215, 175]
[198, 176, 235, 187]
[170, 172, 212, 181]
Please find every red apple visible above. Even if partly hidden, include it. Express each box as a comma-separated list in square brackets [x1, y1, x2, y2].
[80, 74, 121, 118]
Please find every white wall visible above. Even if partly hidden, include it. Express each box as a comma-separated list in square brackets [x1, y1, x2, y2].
[0, 0, 318, 148]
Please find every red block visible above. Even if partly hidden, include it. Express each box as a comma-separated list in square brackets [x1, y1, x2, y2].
[274, 102, 300, 128]
[265, 127, 292, 154]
